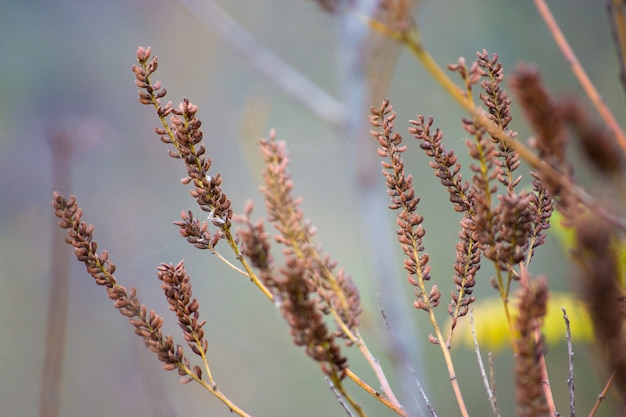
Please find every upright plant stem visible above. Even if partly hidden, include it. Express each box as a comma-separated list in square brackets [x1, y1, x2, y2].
[40, 130, 74, 417]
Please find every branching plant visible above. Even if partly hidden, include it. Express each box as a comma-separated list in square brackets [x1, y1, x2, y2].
[49, 1, 626, 416]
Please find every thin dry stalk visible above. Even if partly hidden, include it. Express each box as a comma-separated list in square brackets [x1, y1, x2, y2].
[488, 354, 499, 417]
[562, 308, 575, 417]
[533, 0, 626, 153]
[470, 311, 500, 417]
[327, 376, 358, 417]
[176, 0, 347, 129]
[588, 371, 617, 417]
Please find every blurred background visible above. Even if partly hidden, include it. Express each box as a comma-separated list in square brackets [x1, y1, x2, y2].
[1, 0, 623, 416]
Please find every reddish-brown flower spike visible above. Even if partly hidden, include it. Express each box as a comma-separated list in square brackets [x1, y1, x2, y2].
[476, 50, 512, 131]
[509, 64, 570, 195]
[174, 210, 223, 250]
[234, 201, 278, 292]
[448, 56, 481, 93]
[132, 48, 232, 230]
[474, 51, 524, 194]
[133, 46, 164, 109]
[370, 99, 434, 312]
[52, 192, 188, 376]
[561, 99, 625, 176]
[514, 275, 549, 417]
[487, 192, 534, 271]
[259, 129, 361, 341]
[524, 175, 554, 259]
[448, 216, 480, 330]
[410, 115, 474, 214]
[157, 261, 208, 361]
[276, 256, 349, 379]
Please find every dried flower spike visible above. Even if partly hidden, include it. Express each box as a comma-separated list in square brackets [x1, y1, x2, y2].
[259, 130, 361, 341]
[52, 192, 187, 375]
[157, 261, 208, 361]
[277, 256, 349, 379]
[370, 99, 435, 312]
[234, 201, 279, 293]
[514, 275, 549, 417]
[509, 64, 569, 195]
[133, 47, 232, 227]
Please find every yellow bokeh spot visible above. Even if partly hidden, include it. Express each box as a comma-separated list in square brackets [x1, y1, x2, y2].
[450, 292, 593, 351]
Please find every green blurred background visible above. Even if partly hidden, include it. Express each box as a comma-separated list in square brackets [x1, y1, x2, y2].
[1, 0, 623, 416]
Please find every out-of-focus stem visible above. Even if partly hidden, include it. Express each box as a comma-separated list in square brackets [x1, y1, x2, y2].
[176, 0, 347, 130]
[534, 0, 626, 154]
[606, 0, 626, 96]
[588, 371, 616, 417]
[40, 130, 74, 417]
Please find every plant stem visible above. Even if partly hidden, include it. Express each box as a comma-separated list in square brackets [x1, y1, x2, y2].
[345, 369, 408, 416]
[223, 228, 275, 300]
[588, 371, 616, 417]
[40, 130, 74, 417]
[534, 0, 626, 153]
[187, 366, 252, 417]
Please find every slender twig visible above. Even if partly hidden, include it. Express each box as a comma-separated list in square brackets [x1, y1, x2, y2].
[327, 377, 358, 417]
[562, 308, 575, 417]
[488, 353, 500, 417]
[353, 332, 406, 415]
[409, 366, 437, 417]
[330, 373, 366, 417]
[222, 229, 275, 300]
[345, 369, 407, 416]
[588, 371, 616, 417]
[175, 0, 347, 129]
[211, 249, 249, 277]
[470, 311, 501, 417]
[433, 325, 469, 417]
[378, 296, 430, 417]
[536, 332, 558, 417]
[186, 367, 252, 417]
[534, 0, 626, 153]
